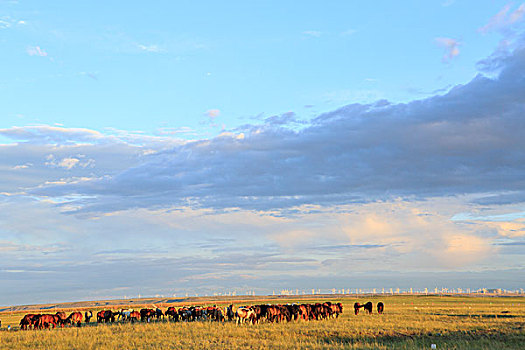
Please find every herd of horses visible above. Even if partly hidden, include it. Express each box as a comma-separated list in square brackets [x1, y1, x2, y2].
[13, 300, 383, 330]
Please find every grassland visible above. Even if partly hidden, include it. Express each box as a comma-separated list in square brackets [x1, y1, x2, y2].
[0, 295, 524, 349]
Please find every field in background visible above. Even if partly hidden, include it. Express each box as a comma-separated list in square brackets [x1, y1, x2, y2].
[0, 295, 524, 349]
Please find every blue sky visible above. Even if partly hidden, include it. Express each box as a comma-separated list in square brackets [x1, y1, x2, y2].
[1, 1, 525, 305]
[0, 0, 509, 135]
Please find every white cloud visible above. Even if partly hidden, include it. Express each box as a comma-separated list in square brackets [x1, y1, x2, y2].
[479, 3, 525, 33]
[45, 155, 95, 170]
[12, 163, 32, 170]
[303, 30, 321, 37]
[26, 46, 48, 57]
[340, 29, 357, 36]
[435, 37, 460, 61]
[137, 44, 166, 53]
[206, 109, 221, 118]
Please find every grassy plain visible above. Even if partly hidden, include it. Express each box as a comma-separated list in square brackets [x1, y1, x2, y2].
[0, 295, 524, 349]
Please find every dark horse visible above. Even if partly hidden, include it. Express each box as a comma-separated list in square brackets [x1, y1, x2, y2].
[97, 310, 115, 323]
[353, 302, 360, 315]
[377, 302, 384, 314]
[354, 301, 373, 314]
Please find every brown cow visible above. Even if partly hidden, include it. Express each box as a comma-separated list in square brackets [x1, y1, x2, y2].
[66, 312, 83, 327]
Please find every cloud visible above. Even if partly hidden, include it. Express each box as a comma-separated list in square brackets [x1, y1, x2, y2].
[206, 109, 221, 119]
[479, 3, 525, 34]
[435, 37, 460, 62]
[26, 46, 48, 57]
[15, 39, 525, 216]
[303, 30, 321, 38]
[137, 44, 166, 53]
[44, 155, 95, 170]
[340, 29, 357, 37]
[1, 39, 525, 304]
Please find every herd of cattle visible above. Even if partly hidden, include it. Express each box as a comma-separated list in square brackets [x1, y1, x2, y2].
[10, 301, 383, 330]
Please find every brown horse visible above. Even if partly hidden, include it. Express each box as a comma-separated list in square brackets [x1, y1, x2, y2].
[129, 311, 140, 323]
[97, 310, 115, 323]
[36, 314, 58, 329]
[19, 314, 38, 330]
[140, 308, 156, 322]
[55, 311, 68, 327]
[66, 312, 83, 327]
[165, 307, 179, 322]
[354, 301, 373, 314]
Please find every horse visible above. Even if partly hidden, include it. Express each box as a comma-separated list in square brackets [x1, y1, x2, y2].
[19, 314, 38, 330]
[129, 311, 140, 323]
[36, 314, 58, 329]
[165, 307, 179, 322]
[225, 304, 235, 321]
[55, 312, 68, 327]
[363, 301, 373, 314]
[377, 302, 384, 314]
[155, 308, 164, 320]
[97, 310, 115, 323]
[140, 308, 156, 322]
[84, 311, 93, 323]
[66, 312, 83, 327]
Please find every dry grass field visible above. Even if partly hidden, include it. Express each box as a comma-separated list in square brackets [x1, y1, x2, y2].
[0, 295, 524, 349]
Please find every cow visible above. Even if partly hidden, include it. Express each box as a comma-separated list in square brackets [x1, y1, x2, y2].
[66, 312, 83, 327]
[377, 302, 384, 314]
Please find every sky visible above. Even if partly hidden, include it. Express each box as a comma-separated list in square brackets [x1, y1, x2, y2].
[0, 0, 524, 305]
